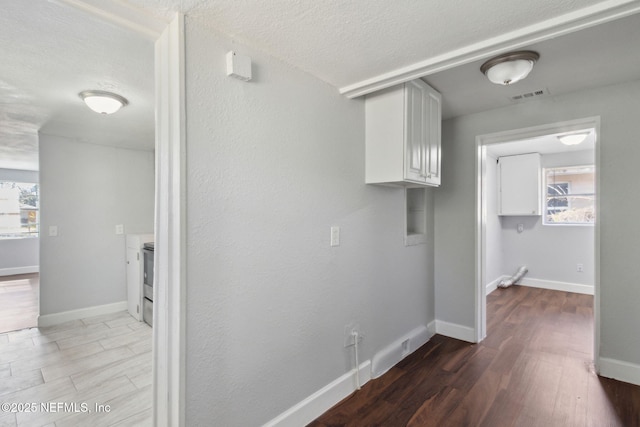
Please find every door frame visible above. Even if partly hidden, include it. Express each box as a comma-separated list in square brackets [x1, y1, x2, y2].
[153, 14, 186, 427]
[475, 117, 601, 367]
[56, 3, 186, 425]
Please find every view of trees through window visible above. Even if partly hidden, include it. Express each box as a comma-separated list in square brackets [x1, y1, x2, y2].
[0, 181, 39, 238]
[544, 166, 595, 225]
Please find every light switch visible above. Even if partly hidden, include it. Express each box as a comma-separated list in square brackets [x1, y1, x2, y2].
[115, 224, 124, 235]
[330, 226, 340, 247]
[49, 225, 58, 237]
[517, 223, 524, 233]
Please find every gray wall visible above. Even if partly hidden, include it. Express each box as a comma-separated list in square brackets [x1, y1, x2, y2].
[500, 215, 594, 285]
[499, 150, 595, 286]
[435, 79, 640, 368]
[0, 168, 39, 275]
[184, 17, 435, 426]
[39, 134, 154, 315]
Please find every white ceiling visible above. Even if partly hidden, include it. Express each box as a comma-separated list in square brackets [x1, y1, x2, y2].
[0, 0, 154, 171]
[2, 0, 640, 171]
[425, 11, 640, 119]
[486, 131, 596, 158]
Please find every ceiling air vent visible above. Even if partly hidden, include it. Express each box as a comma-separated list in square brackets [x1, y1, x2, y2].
[510, 88, 549, 102]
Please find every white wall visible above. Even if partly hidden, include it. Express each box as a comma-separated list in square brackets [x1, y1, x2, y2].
[500, 216, 594, 286]
[499, 150, 595, 288]
[39, 134, 154, 315]
[184, 18, 435, 426]
[435, 79, 640, 374]
[0, 168, 39, 276]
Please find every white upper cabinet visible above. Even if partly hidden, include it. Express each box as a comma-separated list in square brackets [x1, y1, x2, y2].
[365, 79, 441, 187]
[498, 153, 541, 216]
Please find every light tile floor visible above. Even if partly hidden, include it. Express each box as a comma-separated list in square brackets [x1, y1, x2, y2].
[0, 274, 38, 334]
[0, 311, 152, 426]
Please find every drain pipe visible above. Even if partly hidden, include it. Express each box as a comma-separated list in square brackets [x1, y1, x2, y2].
[352, 331, 361, 390]
[499, 265, 528, 288]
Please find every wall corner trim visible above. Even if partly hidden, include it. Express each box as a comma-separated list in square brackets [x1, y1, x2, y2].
[435, 320, 476, 343]
[37, 301, 127, 327]
[263, 360, 372, 427]
[427, 319, 436, 336]
[599, 357, 640, 387]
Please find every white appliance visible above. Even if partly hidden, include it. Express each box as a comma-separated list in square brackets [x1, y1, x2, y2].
[126, 233, 154, 321]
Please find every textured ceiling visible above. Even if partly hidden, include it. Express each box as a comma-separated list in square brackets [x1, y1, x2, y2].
[3, 0, 640, 171]
[425, 11, 640, 119]
[0, 0, 154, 171]
[487, 132, 596, 158]
[128, 0, 611, 88]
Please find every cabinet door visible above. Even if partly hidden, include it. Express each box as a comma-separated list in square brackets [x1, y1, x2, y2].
[404, 80, 427, 183]
[425, 89, 441, 186]
[126, 247, 142, 321]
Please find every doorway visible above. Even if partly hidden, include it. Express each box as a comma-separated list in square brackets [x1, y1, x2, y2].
[475, 117, 600, 364]
[0, 173, 40, 333]
[0, 274, 38, 333]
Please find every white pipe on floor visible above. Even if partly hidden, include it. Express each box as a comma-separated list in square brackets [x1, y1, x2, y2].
[499, 265, 528, 288]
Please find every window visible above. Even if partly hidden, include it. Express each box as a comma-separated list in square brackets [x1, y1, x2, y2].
[544, 166, 595, 225]
[0, 181, 39, 238]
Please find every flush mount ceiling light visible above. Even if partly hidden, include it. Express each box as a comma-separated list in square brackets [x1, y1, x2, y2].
[480, 51, 540, 86]
[79, 90, 128, 114]
[558, 132, 589, 146]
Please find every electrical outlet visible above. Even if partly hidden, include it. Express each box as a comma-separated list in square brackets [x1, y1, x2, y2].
[577, 263, 584, 272]
[344, 323, 363, 347]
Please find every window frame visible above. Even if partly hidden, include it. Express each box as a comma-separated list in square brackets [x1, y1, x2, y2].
[0, 180, 40, 239]
[543, 164, 595, 226]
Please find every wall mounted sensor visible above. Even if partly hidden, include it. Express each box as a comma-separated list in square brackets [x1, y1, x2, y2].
[226, 51, 252, 81]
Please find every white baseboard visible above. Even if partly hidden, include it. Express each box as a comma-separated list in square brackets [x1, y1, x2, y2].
[263, 360, 372, 427]
[598, 357, 640, 387]
[519, 277, 594, 295]
[371, 325, 434, 378]
[427, 319, 436, 336]
[264, 323, 438, 426]
[486, 276, 508, 295]
[0, 266, 39, 277]
[38, 301, 127, 327]
[435, 320, 476, 343]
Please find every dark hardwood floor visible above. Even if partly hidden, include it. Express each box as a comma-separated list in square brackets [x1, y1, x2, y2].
[310, 286, 640, 427]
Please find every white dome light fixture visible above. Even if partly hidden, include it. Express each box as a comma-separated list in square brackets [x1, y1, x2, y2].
[79, 90, 128, 114]
[480, 51, 540, 86]
[558, 132, 589, 146]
